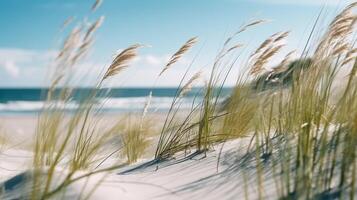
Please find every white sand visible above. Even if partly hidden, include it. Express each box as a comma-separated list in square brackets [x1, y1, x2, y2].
[0, 135, 282, 200]
[0, 115, 344, 200]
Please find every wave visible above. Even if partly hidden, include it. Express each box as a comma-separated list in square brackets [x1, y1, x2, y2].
[0, 96, 226, 113]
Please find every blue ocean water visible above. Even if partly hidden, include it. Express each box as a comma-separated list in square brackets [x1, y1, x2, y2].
[0, 88, 232, 115]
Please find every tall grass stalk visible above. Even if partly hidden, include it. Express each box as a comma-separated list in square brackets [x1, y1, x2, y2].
[228, 3, 357, 199]
[30, 2, 144, 198]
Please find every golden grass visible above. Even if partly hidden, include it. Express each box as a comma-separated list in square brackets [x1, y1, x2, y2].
[115, 114, 153, 164]
[1, 1, 355, 199]
[227, 3, 357, 199]
[102, 44, 142, 81]
[0, 125, 7, 153]
[159, 37, 198, 76]
[91, 0, 102, 12]
[30, 3, 143, 198]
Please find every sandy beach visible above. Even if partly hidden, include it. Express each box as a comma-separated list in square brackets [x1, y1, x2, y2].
[0, 113, 164, 151]
[0, 114, 261, 200]
[0, 134, 281, 200]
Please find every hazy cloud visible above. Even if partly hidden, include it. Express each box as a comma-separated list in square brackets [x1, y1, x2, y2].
[0, 48, 56, 78]
[0, 48, 195, 86]
[2, 61, 19, 77]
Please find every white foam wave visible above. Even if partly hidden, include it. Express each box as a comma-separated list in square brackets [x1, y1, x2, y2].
[0, 96, 219, 113]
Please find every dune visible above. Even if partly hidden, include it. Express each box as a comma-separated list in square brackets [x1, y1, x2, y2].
[0, 132, 349, 200]
[0, 137, 267, 200]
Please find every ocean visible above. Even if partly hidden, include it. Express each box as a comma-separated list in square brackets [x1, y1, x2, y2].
[0, 88, 232, 115]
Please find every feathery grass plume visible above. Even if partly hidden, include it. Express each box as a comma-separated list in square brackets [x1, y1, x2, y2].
[71, 37, 94, 65]
[273, 50, 296, 73]
[70, 16, 105, 65]
[61, 16, 74, 30]
[235, 5, 357, 199]
[342, 48, 357, 66]
[56, 27, 83, 61]
[249, 31, 289, 76]
[91, 0, 103, 12]
[51, 15, 104, 89]
[224, 19, 267, 46]
[179, 70, 202, 97]
[16, 2, 357, 199]
[84, 16, 105, 42]
[253, 38, 274, 56]
[261, 44, 285, 60]
[49, 26, 84, 94]
[214, 43, 244, 62]
[102, 44, 142, 81]
[251, 31, 286, 56]
[195, 33, 244, 153]
[330, 2, 356, 27]
[159, 37, 198, 76]
[249, 48, 282, 75]
[315, 2, 356, 58]
[31, 3, 133, 198]
[274, 31, 290, 42]
[154, 41, 205, 159]
[332, 41, 350, 56]
[240, 19, 267, 32]
[226, 44, 244, 54]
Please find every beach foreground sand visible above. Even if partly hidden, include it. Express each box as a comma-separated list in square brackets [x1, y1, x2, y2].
[0, 136, 276, 200]
[0, 113, 164, 151]
[0, 113, 275, 200]
[1, 115, 356, 200]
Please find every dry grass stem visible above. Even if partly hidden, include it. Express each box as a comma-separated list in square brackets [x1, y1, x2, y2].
[91, 0, 103, 12]
[179, 70, 202, 97]
[102, 44, 142, 80]
[159, 37, 198, 76]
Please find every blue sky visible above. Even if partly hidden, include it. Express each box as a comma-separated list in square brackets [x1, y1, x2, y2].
[0, 0, 352, 87]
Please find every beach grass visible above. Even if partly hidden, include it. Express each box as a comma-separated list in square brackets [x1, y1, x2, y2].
[116, 114, 152, 164]
[0, 125, 7, 152]
[29, 3, 143, 198]
[1, 1, 356, 199]
[228, 3, 357, 199]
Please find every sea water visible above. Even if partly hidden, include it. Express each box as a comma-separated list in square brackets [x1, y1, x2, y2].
[0, 87, 232, 115]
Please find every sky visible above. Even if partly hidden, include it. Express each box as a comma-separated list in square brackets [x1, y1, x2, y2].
[0, 0, 353, 87]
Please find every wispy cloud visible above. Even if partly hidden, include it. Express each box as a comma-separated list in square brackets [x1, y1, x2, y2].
[0, 48, 193, 87]
[138, 55, 169, 66]
[0, 49, 48, 86]
[101, 53, 193, 87]
[0, 48, 56, 78]
[2, 61, 19, 77]
[134, 54, 189, 67]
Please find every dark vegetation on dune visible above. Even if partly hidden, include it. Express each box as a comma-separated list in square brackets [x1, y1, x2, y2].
[222, 58, 314, 109]
[253, 58, 313, 91]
